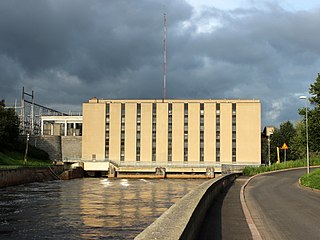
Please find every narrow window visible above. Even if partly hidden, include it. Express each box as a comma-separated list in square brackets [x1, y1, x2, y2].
[184, 103, 188, 162]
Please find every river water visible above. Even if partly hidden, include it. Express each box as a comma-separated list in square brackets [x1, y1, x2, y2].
[0, 178, 207, 239]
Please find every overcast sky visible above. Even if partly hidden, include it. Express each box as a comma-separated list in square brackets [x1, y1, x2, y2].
[1, 0, 320, 127]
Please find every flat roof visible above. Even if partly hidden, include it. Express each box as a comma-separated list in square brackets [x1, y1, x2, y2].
[87, 98, 260, 104]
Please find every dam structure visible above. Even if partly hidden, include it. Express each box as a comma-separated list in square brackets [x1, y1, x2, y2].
[81, 98, 261, 177]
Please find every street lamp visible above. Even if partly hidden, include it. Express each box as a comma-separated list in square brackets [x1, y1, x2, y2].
[299, 96, 310, 174]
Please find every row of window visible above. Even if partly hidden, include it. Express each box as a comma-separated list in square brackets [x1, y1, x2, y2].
[105, 103, 236, 162]
[200, 103, 204, 162]
[120, 103, 125, 161]
[216, 103, 220, 162]
[168, 103, 172, 161]
[136, 103, 141, 161]
[232, 103, 236, 162]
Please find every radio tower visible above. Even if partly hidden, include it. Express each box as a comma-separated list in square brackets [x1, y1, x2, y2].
[163, 13, 167, 100]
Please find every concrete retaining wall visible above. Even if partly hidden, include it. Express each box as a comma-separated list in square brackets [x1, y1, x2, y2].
[61, 136, 82, 160]
[20, 135, 82, 161]
[20, 135, 62, 160]
[0, 166, 65, 188]
[135, 173, 238, 240]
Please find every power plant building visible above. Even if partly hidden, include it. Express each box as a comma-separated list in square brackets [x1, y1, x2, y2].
[82, 98, 261, 175]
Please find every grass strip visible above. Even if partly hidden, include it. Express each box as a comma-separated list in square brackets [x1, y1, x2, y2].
[243, 157, 320, 176]
[0, 150, 52, 169]
[300, 169, 320, 190]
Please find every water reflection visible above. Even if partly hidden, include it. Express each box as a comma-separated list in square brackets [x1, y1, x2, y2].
[0, 178, 206, 239]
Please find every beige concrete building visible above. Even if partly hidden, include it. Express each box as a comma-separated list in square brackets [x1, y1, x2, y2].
[82, 98, 261, 175]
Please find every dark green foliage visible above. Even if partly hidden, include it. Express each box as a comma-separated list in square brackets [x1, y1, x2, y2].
[297, 74, 320, 154]
[269, 121, 297, 163]
[0, 99, 50, 163]
[0, 100, 20, 149]
[261, 137, 268, 164]
[309, 73, 320, 106]
[290, 121, 307, 160]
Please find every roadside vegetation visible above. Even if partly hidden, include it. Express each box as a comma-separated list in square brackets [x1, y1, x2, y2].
[253, 75, 320, 177]
[300, 169, 320, 190]
[243, 157, 320, 176]
[0, 100, 51, 169]
[261, 74, 320, 165]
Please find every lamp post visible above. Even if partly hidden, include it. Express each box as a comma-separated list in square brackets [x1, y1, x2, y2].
[299, 96, 310, 174]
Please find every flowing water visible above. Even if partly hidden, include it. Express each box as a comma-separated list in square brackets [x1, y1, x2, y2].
[0, 178, 207, 239]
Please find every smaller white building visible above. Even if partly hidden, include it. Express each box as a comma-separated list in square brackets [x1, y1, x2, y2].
[41, 115, 83, 136]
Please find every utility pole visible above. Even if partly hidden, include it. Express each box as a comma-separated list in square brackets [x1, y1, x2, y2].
[21, 87, 25, 134]
[31, 90, 34, 135]
[163, 13, 167, 100]
[24, 133, 29, 165]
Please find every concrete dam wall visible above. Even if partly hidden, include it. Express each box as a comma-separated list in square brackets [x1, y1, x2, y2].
[20, 135, 82, 161]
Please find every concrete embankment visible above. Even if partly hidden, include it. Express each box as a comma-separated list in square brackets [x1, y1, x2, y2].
[0, 166, 67, 188]
[135, 173, 238, 240]
[59, 167, 84, 180]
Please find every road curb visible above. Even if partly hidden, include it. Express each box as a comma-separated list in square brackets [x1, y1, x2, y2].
[240, 176, 262, 240]
[240, 165, 320, 240]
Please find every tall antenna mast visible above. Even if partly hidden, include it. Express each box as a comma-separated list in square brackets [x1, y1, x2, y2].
[163, 13, 167, 100]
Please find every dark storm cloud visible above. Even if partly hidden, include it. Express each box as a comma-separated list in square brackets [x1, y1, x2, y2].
[0, 0, 319, 126]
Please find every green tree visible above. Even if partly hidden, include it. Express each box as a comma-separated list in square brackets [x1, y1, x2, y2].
[270, 121, 297, 162]
[299, 74, 320, 154]
[309, 73, 320, 106]
[290, 121, 306, 159]
[0, 100, 20, 149]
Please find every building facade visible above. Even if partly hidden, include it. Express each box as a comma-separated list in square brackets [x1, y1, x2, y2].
[41, 115, 82, 136]
[82, 98, 261, 174]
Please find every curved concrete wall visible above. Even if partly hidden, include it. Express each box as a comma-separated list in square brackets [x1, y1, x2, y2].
[135, 173, 238, 240]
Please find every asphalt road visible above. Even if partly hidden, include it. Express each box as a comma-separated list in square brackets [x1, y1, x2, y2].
[245, 168, 320, 240]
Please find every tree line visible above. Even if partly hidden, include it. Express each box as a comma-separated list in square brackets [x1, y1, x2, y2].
[0, 100, 20, 150]
[263, 74, 320, 163]
[0, 100, 49, 160]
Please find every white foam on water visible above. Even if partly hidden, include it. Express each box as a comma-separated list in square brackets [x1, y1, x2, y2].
[100, 179, 113, 187]
[120, 179, 130, 187]
[139, 179, 151, 184]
